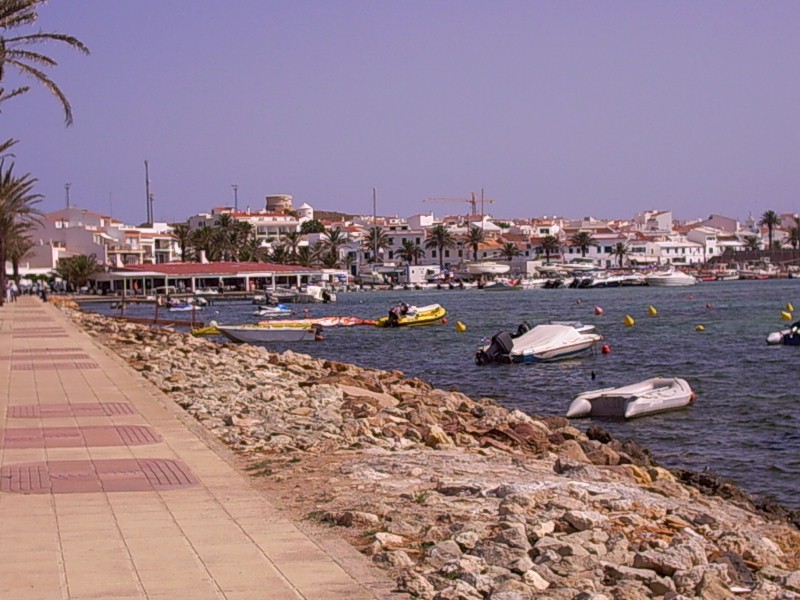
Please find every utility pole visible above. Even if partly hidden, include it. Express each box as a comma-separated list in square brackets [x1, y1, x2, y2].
[65, 183, 71, 209]
[144, 160, 152, 226]
[232, 184, 239, 211]
[373, 187, 378, 263]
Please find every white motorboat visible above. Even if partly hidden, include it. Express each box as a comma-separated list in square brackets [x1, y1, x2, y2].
[476, 321, 603, 364]
[566, 377, 695, 419]
[215, 323, 321, 343]
[252, 303, 293, 317]
[645, 269, 697, 287]
[296, 284, 336, 303]
[766, 320, 800, 346]
[467, 262, 511, 276]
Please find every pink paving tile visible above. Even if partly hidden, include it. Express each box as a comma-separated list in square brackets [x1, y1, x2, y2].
[1, 459, 196, 493]
[10, 362, 99, 370]
[13, 347, 83, 353]
[0, 426, 160, 449]
[7, 403, 136, 418]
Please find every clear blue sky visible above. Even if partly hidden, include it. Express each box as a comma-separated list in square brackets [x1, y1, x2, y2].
[4, 1, 800, 225]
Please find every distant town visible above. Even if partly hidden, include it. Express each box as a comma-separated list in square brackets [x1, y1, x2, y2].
[8, 192, 800, 293]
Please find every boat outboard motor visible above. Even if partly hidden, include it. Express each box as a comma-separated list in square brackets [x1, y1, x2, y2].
[476, 331, 515, 365]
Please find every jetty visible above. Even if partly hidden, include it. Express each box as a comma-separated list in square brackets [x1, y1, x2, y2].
[0, 296, 388, 599]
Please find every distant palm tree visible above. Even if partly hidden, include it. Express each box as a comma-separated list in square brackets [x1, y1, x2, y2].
[268, 243, 290, 264]
[299, 218, 325, 234]
[612, 242, 629, 268]
[54, 253, 102, 291]
[171, 223, 193, 262]
[570, 231, 596, 258]
[789, 217, 800, 250]
[295, 246, 316, 267]
[0, 0, 90, 125]
[424, 224, 456, 268]
[362, 226, 390, 263]
[0, 159, 42, 305]
[282, 231, 303, 261]
[744, 236, 761, 251]
[321, 227, 348, 266]
[191, 224, 220, 261]
[398, 240, 424, 265]
[466, 226, 485, 261]
[540, 235, 561, 264]
[759, 210, 780, 250]
[500, 242, 521, 262]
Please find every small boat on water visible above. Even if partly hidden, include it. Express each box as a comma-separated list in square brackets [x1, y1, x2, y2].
[644, 269, 697, 287]
[215, 322, 321, 343]
[257, 316, 376, 328]
[252, 303, 293, 317]
[566, 377, 695, 419]
[375, 303, 447, 327]
[766, 321, 800, 346]
[481, 278, 523, 291]
[467, 262, 511, 276]
[167, 297, 207, 312]
[476, 321, 602, 364]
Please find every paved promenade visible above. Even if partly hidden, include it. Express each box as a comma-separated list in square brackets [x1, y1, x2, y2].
[0, 296, 389, 599]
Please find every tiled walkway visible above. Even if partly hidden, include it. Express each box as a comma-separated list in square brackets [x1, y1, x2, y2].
[0, 297, 388, 599]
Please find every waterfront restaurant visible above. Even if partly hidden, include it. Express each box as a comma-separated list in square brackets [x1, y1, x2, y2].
[95, 262, 323, 296]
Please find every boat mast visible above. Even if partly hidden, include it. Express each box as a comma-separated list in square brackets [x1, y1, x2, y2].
[373, 187, 378, 263]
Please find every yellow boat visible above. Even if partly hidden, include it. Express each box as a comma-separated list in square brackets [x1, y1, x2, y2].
[375, 303, 447, 328]
[191, 324, 220, 337]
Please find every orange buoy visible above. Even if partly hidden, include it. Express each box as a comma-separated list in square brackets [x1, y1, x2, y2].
[441, 317, 448, 325]
[706, 303, 712, 309]
[594, 306, 604, 315]
[601, 344, 611, 354]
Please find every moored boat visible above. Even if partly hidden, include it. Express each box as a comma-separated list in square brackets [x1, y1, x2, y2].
[375, 303, 447, 327]
[644, 269, 697, 287]
[215, 323, 321, 343]
[253, 303, 293, 317]
[766, 321, 800, 346]
[476, 321, 602, 364]
[467, 262, 511, 276]
[566, 377, 695, 419]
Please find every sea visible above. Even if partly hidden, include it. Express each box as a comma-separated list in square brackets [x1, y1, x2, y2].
[86, 279, 800, 511]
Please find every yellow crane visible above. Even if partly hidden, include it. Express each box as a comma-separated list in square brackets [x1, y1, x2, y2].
[424, 189, 496, 216]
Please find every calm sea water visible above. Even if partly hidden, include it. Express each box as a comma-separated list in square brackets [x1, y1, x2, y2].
[89, 280, 800, 510]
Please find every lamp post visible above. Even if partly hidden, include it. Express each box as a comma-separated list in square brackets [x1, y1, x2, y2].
[65, 183, 71, 208]
[231, 184, 239, 211]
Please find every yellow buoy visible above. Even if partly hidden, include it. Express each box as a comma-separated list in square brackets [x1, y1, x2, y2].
[455, 321, 467, 333]
[695, 325, 705, 331]
[624, 315, 635, 327]
[787, 303, 795, 312]
[648, 305, 658, 317]
[781, 311, 793, 321]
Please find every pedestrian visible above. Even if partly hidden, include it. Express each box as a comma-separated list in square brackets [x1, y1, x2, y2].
[10, 281, 19, 302]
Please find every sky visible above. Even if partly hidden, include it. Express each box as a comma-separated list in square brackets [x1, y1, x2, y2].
[3, 1, 800, 225]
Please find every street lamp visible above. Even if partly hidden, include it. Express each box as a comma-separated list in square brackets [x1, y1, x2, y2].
[231, 184, 239, 211]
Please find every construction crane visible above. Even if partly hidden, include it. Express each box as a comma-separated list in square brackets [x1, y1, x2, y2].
[424, 189, 496, 216]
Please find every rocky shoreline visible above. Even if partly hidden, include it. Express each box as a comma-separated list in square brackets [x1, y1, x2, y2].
[67, 305, 800, 599]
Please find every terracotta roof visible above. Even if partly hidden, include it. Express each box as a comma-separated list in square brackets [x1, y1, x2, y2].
[113, 262, 316, 275]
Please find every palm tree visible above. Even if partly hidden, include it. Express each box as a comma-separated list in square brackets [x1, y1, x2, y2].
[0, 159, 42, 305]
[398, 240, 424, 265]
[539, 235, 561, 264]
[282, 231, 303, 261]
[190, 224, 219, 262]
[0, 0, 90, 125]
[744, 236, 761, 251]
[171, 223, 193, 262]
[500, 242, 521, 262]
[466, 226, 485, 261]
[362, 226, 390, 263]
[424, 224, 456, 268]
[268, 243, 290, 264]
[7, 224, 34, 280]
[321, 227, 348, 266]
[214, 213, 237, 260]
[54, 253, 102, 291]
[570, 231, 596, 258]
[789, 217, 800, 250]
[612, 242, 629, 268]
[759, 210, 780, 250]
[295, 246, 316, 267]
